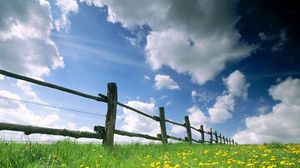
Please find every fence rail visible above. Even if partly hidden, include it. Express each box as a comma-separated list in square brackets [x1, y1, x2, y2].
[0, 69, 237, 147]
[0, 123, 102, 139]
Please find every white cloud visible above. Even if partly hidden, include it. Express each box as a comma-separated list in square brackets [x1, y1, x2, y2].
[208, 70, 249, 123]
[143, 75, 151, 81]
[116, 100, 160, 143]
[81, 0, 254, 85]
[191, 90, 212, 103]
[154, 74, 179, 90]
[165, 100, 172, 107]
[0, 0, 64, 79]
[16, 80, 38, 100]
[223, 70, 249, 99]
[0, 75, 4, 80]
[0, 90, 59, 127]
[256, 105, 269, 114]
[183, 70, 249, 126]
[170, 105, 207, 136]
[208, 94, 235, 123]
[187, 106, 207, 127]
[233, 78, 300, 144]
[54, 0, 79, 31]
[191, 90, 197, 100]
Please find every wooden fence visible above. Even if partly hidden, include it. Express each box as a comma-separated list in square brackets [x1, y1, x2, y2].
[0, 69, 237, 147]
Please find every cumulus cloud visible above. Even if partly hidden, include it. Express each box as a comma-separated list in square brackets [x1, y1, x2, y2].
[116, 100, 160, 143]
[223, 70, 249, 99]
[208, 70, 249, 123]
[54, 0, 79, 31]
[0, 0, 64, 79]
[233, 78, 300, 144]
[191, 90, 212, 103]
[81, 0, 254, 85]
[0, 90, 59, 127]
[154, 74, 180, 90]
[171, 70, 249, 134]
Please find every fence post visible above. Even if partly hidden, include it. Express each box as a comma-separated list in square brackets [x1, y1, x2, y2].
[219, 133, 222, 144]
[159, 107, 168, 144]
[225, 137, 228, 144]
[103, 83, 117, 148]
[184, 116, 192, 144]
[214, 131, 218, 144]
[200, 125, 205, 143]
[223, 136, 225, 144]
[232, 139, 235, 145]
[209, 128, 213, 144]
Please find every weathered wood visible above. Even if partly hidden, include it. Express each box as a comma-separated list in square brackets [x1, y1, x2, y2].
[165, 119, 185, 127]
[223, 136, 226, 144]
[95, 125, 160, 141]
[219, 134, 222, 144]
[184, 116, 192, 144]
[167, 135, 183, 141]
[200, 125, 205, 143]
[117, 102, 158, 121]
[214, 131, 218, 144]
[209, 128, 213, 144]
[0, 123, 102, 139]
[226, 137, 229, 144]
[115, 129, 160, 141]
[192, 139, 200, 143]
[159, 107, 168, 144]
[190, 126, 199, 132]
[103, 83, 117, 148]
[232, 139, 235, 145]
[0, 69, 106, 102]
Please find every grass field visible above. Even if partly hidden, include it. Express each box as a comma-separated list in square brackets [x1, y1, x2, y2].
[0, 141, 299, 168]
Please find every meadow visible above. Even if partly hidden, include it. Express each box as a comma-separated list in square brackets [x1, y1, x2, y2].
[0, 141, 299, 168]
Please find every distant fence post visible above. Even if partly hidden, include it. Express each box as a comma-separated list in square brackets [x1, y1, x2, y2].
[209, 128, 213, 144]
[225, 137, 228, 144]
[232, 139, 235, 145]
[103, 83, 117, 148]
[199, 125, 205, 143]
[159, 107, 168, 144]
[219, 133, 222, 144]
[214, 131, 218, 144]
[229, 138, 232, 145]
[184, 116, 192, 144]
[223, 136, 225, 144]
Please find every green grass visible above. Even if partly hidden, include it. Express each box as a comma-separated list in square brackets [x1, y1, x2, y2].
[0, 141, 299, 168]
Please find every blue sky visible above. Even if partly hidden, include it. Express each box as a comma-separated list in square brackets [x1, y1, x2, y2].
[0, 0, 299, 144]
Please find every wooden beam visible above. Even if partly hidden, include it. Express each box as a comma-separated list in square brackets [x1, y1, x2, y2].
[214, 131, 218, 144]
[0, 69, 106, 102]
[103, 83, 117, 148]
[159, 107, 168, 144]
[166, 135, 183, 141]
[165, 119, 185, 127]
[95, 125, 160, 141]
[200, 125, 205, 143]
[209, 128, 213, 144]
[184, 116, 192, 144]
[219, 133, 222, 144]
[117, 102, 158, 121]
[0, 122, 102, 139]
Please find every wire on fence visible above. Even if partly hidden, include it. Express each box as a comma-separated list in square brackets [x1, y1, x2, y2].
[0, 69, 107, 102]
[0, 96, 106, 117]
